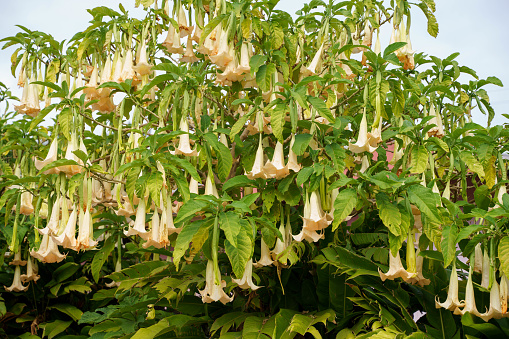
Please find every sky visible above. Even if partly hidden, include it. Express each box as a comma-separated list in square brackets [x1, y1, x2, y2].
[0, 0, 507, 126]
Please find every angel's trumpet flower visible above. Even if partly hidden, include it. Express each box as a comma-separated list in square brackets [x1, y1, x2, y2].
[481, 249, 490, 289]
[480, 278, 504, 321]
[133, 40, 153, 76]
[5, 265, 28, 292]
[474, 243, 483, 273]
[247, 135, 268, 180]
[19, 191, 34, 215]
[34, 138, 60, 175]
[273, 218, 289, 261]
[9, 250, 27, 266]
[180, 36, 199, 63]
[361, 21, 373, 48]
[436, 262, 464, 310]
[374, 31, 381, 55]
[58, 134, 81, 176]
[162, 24, 176, 52]
[379, 251, 417, 282]
[264, 141, 290, 179]
[38, 197, 61, 236]
[166, 190, 182, 234]
[235, 42, 251, 76]
[209, 27, 232, 68]
[349, 111, 378, 154]
[293, 194, 325, 243]
[497, 184, 507, 205]
[389, 140, 404, 166]
[205, 172, 219, 198]
[16, 75, 40, 117]
[98, 57, 112, 96]
[83, 66, 100, 101]
[75, 208, 98, 251]
[112, 54, 123, 83]
[166, 24, 184, 54]
[246, 112, 272, 135]
[52, 205, 77, 249]
[233, 258, 262, 290]
[15, 79, 29, 112]
[20, 256, 40, 283]
[178, 4, 194, 37]
[115, 193, 136, 217]
[253, 239, 273, 268]
[124, 198, 150, 240]
[454, 266, 482, 317]
[410, 248, 431, 287]
[171, 117, 198, 156]
[191, 10, 203, 42]
[143, 209, 165, 249]
[120, 49, 136, 82]
[427, 104, 444, 138]
[30, 233, 66, 263]
[301, 42, 325, 77]
[189, 176, 199, 194]
[287, 134, 301, 173]
[359, 155, 370, 173]
[301, 191, 332, 231]
[199, 260, 234, 304]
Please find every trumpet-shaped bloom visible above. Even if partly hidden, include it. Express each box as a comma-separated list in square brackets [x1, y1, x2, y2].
[264, 141, 290, 179]
[199, 260, 234, 304]
[301, 42, 325, 77]
[253, 239, 273, 268]
[34, 137, 60, 174]
[427, 104, 444, 138]
[500, 273, 509, 314]
[474, 243, 483, 273]
[191, 11, 203, 42]
[180, 36, 199, 63]
[5, 265, 28, 292]
[204, 173, 219, 198]
[20, 256, 40, 283]
[165, 190, 182, 235]
[178, 5, 194, 37]
[120, 49, 136, 82]
[454, 269, 481, 317]
[234, 42, 251, 76]
[20, 191, 34, 215]
[189, 177, 199, 194]
[301, 191, 332, 231]
[84, 66, 100, 101]
[133, 41, 153, 76]
[124, 199, 150, 240]
[480, 279, 504, 321]
[481, 249, 490, 289]
[75, 208, 98, 251]
[38, 197, 61, 235]
[209, 27, 232, 68]
[171, 117, 198, 156]
[247, 135, 268, 180]
[9, 250, 27, 266]
[58, 134, 82, 176]
[52, 206, 77, 249]
[436, 263, 464, 310]
[233, 258, 262, 290]
[349, 111, 378, 154]
[287, 134, 301, 173]
[30, 233, 66, 263]
[379, 251, 417, 282]
[15, 76, 40, 117]
[143, 209, 166, 249]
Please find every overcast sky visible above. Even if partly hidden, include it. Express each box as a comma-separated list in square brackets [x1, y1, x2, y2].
[0, 0, 507, 126]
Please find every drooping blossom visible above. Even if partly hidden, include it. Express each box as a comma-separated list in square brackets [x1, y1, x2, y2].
[253, 239, 273, 268]
[435, 262, 464, 311]
[233, 258, 262, 290]
[264, 141, 290, 179]
[20, 256, 40, 283]
[246, 134, 268, 180]
[34, 137, 60, 174]
[379, 251, 417, 282]
[199, 260, 234, 304]
[5, 265, 28, 292]
[171, 117, 198, 156]
[30, 233, 66, 263]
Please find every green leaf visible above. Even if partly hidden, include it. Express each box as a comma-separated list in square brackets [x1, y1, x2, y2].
[199, 14, 225, 45]
[376, 193, 402, 236]
[225, 221, 253, 278]
[249, 55, 268, 75]
[91, 236, 116, 283]
[292, 134, 313, 156]
[499, 236, 509, 277]
[271, 104, 286, 143]
[131, 318, 168, 339]
[407, 185, 441, 224]
[217, 142, 233, 182]
[459, 151, 485, 178]
[219, 212, 242, 247]
[48, 304, 83, 322]
[410, 145, 428, 174]
[223, 175, 256, 191]
[308, 96, 335, 124]
[256, 63, 276, 92]
[173, 219, 206, 269]
[147, 172, 163, 206]
[174, 200, 208, 225]
[426, 137, 449, 152]
[332, 189, 357, 231]
[441, 224, 457, 267]
[29, 104, 57, 131]
[43, 320, 72, 339]
[37, 159, 79, 176]
[296, 167, 313, 186]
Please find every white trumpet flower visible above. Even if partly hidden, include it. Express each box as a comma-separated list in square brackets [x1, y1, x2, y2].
[204, 172, 219, 198]
[52, 205, 78, 249]
[34, 137, 60, 174]
[348, 111, 378, 154]
[379, 251, 417, 282]
[30, 233, 66, 263]
[436, 263, 464, 310]
[133, 40, 153, 76]
[481, 249, 490, 289]
[199, 260, 234, 304]
[264, 141, 290, 179]
[5, 265, 28, 292]
[233, 258, 262, 290]
[75, 208, 98, 251]
[124, 199, 150, 240]
[287, 134, 301, 173]
[454, 268, 482, 317]
[171, 117, 198, 156]
[177, 4, 194, 37]
[253, 239, 273, 268]
[20, 256, 40, 283]
[180, 36, 199, 63]
[301, 42, 325, 77]
[480, 279, 504, 321]
[247, 135, 268, 180]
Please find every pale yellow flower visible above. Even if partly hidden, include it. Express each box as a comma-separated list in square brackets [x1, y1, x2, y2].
[5, 265, 28, 292]
[199, 260, 234, 304]
[233, 258, 262, 290]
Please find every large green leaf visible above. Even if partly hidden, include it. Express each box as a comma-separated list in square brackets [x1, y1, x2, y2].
[376, 193, 402, 236]
[499, 236, 509, 277]
[407, 185, 441, 224]
[332, 189, 358, 231]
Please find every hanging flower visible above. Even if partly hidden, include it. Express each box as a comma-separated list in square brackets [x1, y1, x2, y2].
[38, 197, 61, 236]
[52, 205, 78, 249]
[20, 256, 40, 283]
[120, 49, 136, 82]
[30, 233, 66, 263]
[133, 39, 153, 76]
[234, 42, 251, 77]
[474, 243, 483, 273]
[246, 134, 268, 180]
[83, 66, 100, 101]
[427, 104, 444, 138]
[481, 248, 490, 289]
[209, 27, 232, 68]
[264, 141, 290, 179]
[189, 176, 199, 194]
[453, 266, 481, 317]
[58, 133, 82, 176]
[301, 191, 332, 231]
[191, 10, 203, 42]
[199, 260, 234, 304]
[124, 198, 150, 240]
[180, 36, 199, 63]
[5, 265, 28, 292]
[379, 251, 417, 282]
[34, 137, 60, 175]
[75, 207, 98, 251]
[165, 190, 182, 235]
[435, 262, 464, 310]
[293, 193, 326, 243]
[287, 134, 301, 173]
[480, 278, 504, 321]
[204, 172, 219, 198]
[177, 4, 194, 37]
[171, 117, 198, 156]
[253, 239, 273, 268]
[301, 42, 325, 77]
[143, 209, 164, 249]
[19, 191, 34, 216]
[9, 250, 27, 266]
[233, 258, 262, 290]
[348, 111, 378, 154]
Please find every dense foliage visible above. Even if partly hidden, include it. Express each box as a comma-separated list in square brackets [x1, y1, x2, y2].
[0, 0, 508, 338]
